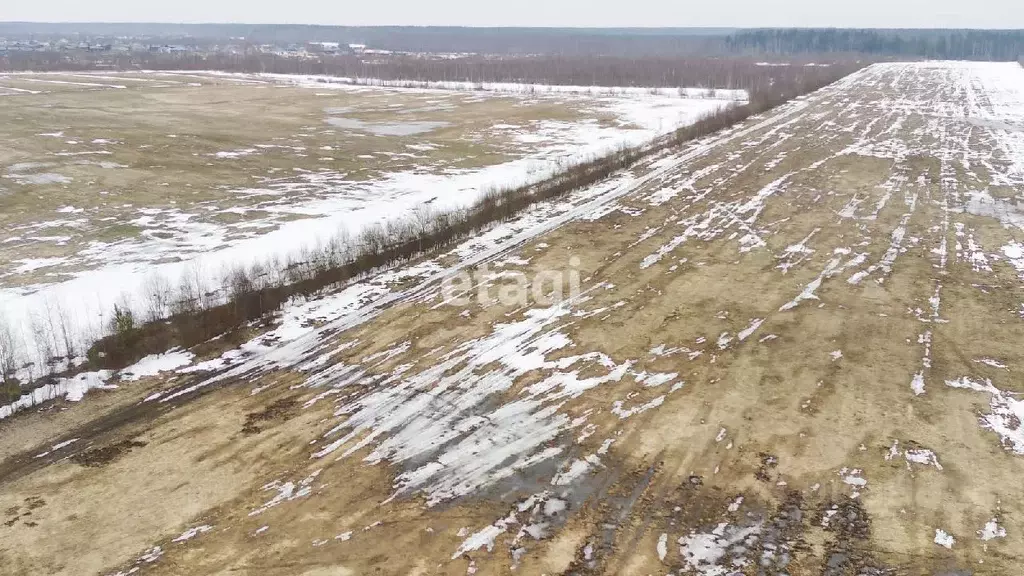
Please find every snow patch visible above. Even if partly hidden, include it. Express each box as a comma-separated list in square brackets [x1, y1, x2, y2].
[934, 529, 955, 549]
[119, 349, 195, 381]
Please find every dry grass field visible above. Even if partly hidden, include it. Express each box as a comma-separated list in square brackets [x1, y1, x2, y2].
[2, 62, 1024, 575]
[0, 71, 732, 371]
[0, 72, 705, 286]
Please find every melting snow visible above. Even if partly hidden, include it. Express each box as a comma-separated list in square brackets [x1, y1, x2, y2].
[945, 377, 1024, 454]
[979, 519, 1007, 541]
[248, 470, 322, 516]
[120, 349, 195, 381]
[452, 512, 518, 558]
[677, 522, 762, 575]
[975, 358, 1008, 370]
[887, 440, 943, 470]
[0, 371, 115, 420]
[737, 318, 764, 341]
[911, 372, 926, 396]
[172, 525, 213, 543]
[611, 396, 666, 419]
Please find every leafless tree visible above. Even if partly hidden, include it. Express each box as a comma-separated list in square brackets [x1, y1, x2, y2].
[30, 314, 53, 377]
[0, 316, 19, 382]
[49, 298, 77, 360]
[142, 273, 173, 322]
[41, 299, 65, 362]
[174, 265, 203, 316]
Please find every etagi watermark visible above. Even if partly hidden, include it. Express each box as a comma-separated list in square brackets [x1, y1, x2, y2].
[441, 257, 582, 307]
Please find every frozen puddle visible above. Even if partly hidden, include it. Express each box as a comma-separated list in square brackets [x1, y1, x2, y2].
[325, 116, 451, 136]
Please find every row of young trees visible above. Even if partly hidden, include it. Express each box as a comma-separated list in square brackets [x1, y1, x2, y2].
[0, 51, 850, 91]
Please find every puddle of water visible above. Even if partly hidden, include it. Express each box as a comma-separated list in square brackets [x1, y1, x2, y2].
[8, 173, 71, 185]
[325, 117, 450, 136]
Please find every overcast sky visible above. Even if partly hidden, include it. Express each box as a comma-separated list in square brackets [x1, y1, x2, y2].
[2, 0, 1023, 29]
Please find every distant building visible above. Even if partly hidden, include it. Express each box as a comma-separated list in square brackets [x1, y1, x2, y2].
[308, 41, 342, 55]
[149, 45, 191, 54]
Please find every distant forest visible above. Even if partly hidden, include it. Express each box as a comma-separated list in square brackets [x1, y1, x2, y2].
[0, 24, 733, 57]
[727, 29, 1024, 60]
[2, 23, 1024, 60]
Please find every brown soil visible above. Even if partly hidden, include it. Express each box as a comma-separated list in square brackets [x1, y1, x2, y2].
[2, 63, 1023, 576]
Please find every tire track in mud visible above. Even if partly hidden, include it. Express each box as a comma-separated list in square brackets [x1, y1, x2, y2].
[558, 454, 905, 576]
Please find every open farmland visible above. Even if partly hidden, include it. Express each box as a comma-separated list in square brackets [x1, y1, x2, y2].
[0, 70, 739, 370]
[3, 60, 1024, 575]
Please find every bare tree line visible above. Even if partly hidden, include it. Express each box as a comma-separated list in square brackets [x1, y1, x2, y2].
[0, 296, 91, 403]
[1, 52, 854, 92]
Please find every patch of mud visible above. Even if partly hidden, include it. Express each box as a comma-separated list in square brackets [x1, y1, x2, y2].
[755, 452, 780, 482]
[70, 439, 147, 468]
[560, 463, 660, 575]
[815, 497, 893, 575]
[241, 397, 300, 435]
[3, 496, 46, 528]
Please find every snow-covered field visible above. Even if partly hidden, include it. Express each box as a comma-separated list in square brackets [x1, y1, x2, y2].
[6, 61, 1024, 576]
[0, 71, 739, 370]
[234, 71, 749, 101]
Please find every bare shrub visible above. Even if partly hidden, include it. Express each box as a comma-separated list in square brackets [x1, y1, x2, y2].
[174, 266, 201, 316]
[226, 265, 256, 301]
[110, 304, 136, 337]
[192, 262, 215, 311]
[143, 273, 173, 322]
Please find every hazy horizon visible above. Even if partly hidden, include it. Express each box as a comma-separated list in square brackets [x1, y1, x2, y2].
[2, 0, 1023, 29]
[4, 22, 1024, 30]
